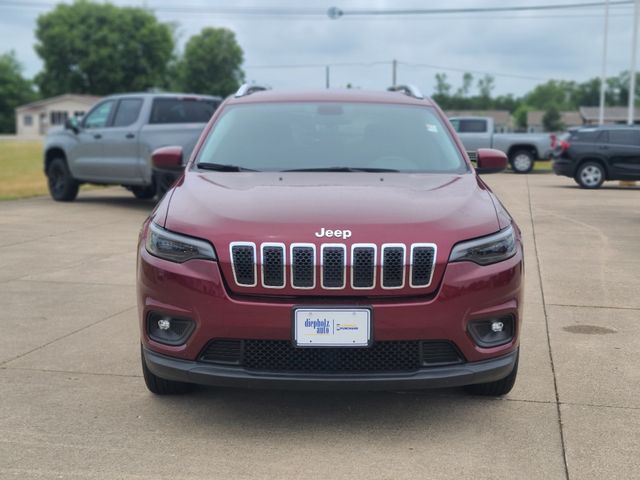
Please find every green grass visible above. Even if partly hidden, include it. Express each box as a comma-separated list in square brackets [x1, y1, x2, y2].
[534, 160, 552, 172]
[0, 140, 46, 200]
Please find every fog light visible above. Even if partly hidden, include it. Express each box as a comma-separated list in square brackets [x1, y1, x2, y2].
[468, 315, 514, 348]
[157, 318, 171, 330]
[147, 312, 195, 346]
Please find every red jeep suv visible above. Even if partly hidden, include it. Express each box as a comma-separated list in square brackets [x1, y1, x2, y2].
[137, 84, 523, 396]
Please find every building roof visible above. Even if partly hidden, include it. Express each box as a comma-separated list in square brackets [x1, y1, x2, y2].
[444, 110, 512, 126]
[16, 94, 102, 112]
[579, 106, 640, 122]
[527, 110, 583, 127]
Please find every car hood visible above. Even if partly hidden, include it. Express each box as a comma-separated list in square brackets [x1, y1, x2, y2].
[163, 171, 501, 296]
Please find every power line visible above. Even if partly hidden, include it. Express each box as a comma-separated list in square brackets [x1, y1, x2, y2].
[245, 60, 547, 82]
[328, 1, 633, 18]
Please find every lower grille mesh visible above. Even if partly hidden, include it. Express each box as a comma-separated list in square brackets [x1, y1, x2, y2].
[200, 339, 463, 372]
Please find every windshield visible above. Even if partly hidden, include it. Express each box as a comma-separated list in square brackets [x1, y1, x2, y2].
[195, 103, 467, 173]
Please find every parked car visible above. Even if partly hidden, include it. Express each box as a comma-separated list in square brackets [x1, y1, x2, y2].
[43, 92, 221, 201]
[448, 116, 553, 173]
[138, 84, 524, 396]
[552, 125, 640, 188]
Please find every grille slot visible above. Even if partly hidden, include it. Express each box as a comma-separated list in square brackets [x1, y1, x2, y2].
[262, 244, 285, 288]
[410, 244, 436, 287]
[382, 245, 405, 288]
[291, 245, 315, 288]
[199, 339, 463, 372]
[352, 245, 376, 289]
[321, 245, 346, 288]
[421, 341, 463, 366]
[230, 243, 256, 286]
[200, 339, 243, 365]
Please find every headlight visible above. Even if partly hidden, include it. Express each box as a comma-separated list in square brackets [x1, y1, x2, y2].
[145, 222, 216, 263]
[449, 225, 517, 266]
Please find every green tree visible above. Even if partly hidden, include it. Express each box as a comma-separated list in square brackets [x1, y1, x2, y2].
[542, 106, 564, 132]
[455, 72, 473, 97]
[434, 73, 451, 96]
[477, 74, 495, 99]
[0, 51, 36, 133]
[34, 0, 174, 96]
[175, 27, 244, 97]
[513, 103, 531, 131]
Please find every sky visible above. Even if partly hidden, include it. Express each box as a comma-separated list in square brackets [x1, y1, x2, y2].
[0, 0, 637, 97]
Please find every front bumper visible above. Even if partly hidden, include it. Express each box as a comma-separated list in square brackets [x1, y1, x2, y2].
[143, 345, 518, 390]
[137, 235, 524, 387]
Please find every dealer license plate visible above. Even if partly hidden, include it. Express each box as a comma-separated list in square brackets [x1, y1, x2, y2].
[293, 308, 371, 347]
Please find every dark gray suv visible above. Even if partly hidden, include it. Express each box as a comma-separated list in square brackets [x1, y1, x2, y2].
[552, 125, 640, 188]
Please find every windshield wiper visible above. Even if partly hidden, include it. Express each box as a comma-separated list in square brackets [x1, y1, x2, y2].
[282, 166, 400, 172]
[197, 162, 258, 172]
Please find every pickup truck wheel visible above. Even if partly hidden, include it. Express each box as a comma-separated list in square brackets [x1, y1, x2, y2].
[575, 161, 605, 189]
[509, 150, 535, 174]
[141, 346, 193, 395]
[47, 158, 79, 201]
[464, 351, 519, 396]
[131, 185, 156, 200]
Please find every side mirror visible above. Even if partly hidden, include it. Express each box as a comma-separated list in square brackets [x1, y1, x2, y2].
[475, 148, 507, 174]
[65, 116, 79, 133]
[152, 146, 184, 170]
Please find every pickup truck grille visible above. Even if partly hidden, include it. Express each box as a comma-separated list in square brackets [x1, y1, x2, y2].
[229, 242, 437, 290]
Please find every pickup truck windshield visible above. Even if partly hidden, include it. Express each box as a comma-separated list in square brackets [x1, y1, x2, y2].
[196, 103, 467, 173]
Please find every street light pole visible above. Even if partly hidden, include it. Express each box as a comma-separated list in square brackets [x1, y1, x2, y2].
[326, 65, 330, 89]
[628, 0, 640, 125]
[392, 59, 397, 86]
[598, 0, 609, 125]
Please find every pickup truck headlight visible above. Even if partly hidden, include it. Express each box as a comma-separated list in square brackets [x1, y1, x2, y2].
[449, 225, 517, 266]
[145, 222, 216, 263]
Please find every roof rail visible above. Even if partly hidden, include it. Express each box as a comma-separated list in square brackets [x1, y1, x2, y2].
[235, 83, 270, 98]
[387, 84, 424, 100]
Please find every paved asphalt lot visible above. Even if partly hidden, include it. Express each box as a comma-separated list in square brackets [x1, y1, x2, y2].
[1, 173, 639, 479]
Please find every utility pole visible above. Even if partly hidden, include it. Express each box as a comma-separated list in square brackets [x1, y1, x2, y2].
[325, 65, 330, 89]
[628, 0, 640, 125]
[392, 59, 397, 87]
[598, 0, 609, 125]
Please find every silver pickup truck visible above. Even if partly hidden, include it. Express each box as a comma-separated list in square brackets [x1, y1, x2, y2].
[43, 92, 221, 201]
[448, 116, 552, 173]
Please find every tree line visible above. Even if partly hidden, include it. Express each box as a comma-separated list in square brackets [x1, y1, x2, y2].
[432, 71, 639, 131]
[0, 0, 244, 133]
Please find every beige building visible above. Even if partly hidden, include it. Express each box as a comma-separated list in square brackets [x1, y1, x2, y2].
[578, 106, 640, 125]
[445, 110, 513, 132]
[526, 110, 582, 133]
[15, 94, 101, 137]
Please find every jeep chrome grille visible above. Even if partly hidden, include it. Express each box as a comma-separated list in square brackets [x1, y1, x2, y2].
[230, 242, 436, 290]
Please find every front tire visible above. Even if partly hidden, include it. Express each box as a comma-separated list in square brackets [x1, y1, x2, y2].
[141, 346, 192, 395]
[509, 150, 535, 174]
[575, 161, 605, 189]
[47, 158, 79, 201]
[465, 351, 519, 396]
